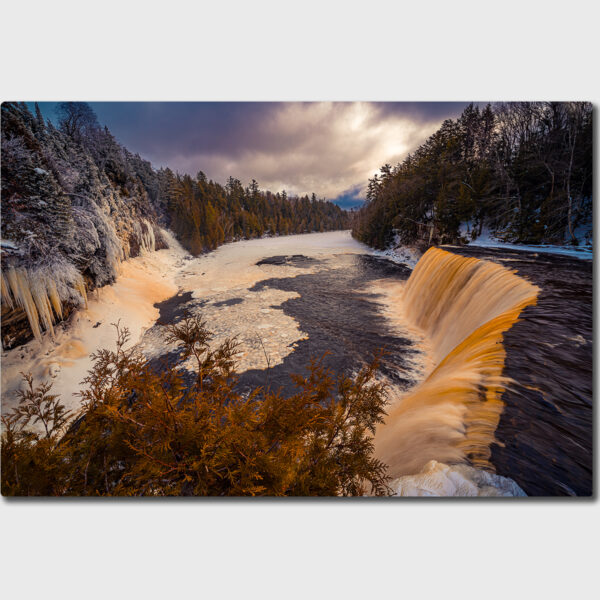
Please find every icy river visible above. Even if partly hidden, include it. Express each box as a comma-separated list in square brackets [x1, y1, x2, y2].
[2, 230, 423, 428]
[1, 230, 592, 496]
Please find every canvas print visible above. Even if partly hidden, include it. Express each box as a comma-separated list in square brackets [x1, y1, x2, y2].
[0, 101, 592, 497]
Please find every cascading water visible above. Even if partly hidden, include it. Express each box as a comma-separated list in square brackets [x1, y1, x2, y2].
[375, 247, 540, 478]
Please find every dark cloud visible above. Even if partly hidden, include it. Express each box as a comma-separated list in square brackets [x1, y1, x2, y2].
[34, 101, 471, 205]
[370, 102, 471, 123]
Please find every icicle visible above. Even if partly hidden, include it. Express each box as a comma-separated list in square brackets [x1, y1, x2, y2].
[136, 220, 156, 254]
[5, 267, 42, 342]
[1, 263, 89, 342]
[145, 220, 156, 252]
[46, 278, 63, 319]
[1, 271, 14, 309]
[103, 217, 124, 277]
[75, 276, 88, 308]
[30, 275, 56, 337]
[109, 256, 122, 277]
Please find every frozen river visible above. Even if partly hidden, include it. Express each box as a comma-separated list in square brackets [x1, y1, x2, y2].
[1, 230, 425, 421]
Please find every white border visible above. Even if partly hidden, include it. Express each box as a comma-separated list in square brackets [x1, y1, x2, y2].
[1, 2, 598, 599]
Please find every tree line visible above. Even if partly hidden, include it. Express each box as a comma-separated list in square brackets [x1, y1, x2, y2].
[155, 171, 350, 255]
[352, 102, 592, 249]
[2, 101, 349, 262]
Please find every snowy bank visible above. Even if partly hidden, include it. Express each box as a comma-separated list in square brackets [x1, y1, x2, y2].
[373, 245, 421, 269]
[469, 237, 592, 260]
[1, 230, 187, 419]
[371, 232, 421, 268]
[460, 224, 592, 260]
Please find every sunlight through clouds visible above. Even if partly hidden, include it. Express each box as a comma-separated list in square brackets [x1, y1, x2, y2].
[35, 101, 467, 206]
[153, 102, 456, 202]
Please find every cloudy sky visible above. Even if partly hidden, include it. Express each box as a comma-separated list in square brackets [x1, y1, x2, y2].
[37, 102, 469, 208]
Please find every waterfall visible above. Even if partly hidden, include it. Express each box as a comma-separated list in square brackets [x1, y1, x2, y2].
[375, 247, 539, 478]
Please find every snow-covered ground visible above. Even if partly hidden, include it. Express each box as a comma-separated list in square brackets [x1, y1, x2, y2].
[1, 230, 373, 419]
[374, 223, 593, 268]
[373, 245, 421, 268]
[139, 230, 379, 375]
[371, 232, 421, 268]
[460, 224, 593, 260]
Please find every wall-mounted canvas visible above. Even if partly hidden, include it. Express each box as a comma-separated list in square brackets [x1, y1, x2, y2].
[0, 101, 592, 497]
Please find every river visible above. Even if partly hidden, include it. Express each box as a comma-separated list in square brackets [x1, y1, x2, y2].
[0, 230, 592, 496]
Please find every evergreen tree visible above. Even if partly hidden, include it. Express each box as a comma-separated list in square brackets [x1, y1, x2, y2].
[353, 102, 593, 248]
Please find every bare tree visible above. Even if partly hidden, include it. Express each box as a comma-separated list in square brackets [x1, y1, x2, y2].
[56, 102, 99, 144]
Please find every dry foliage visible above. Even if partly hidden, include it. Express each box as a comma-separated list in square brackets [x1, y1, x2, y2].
[2, 316, 391, 496]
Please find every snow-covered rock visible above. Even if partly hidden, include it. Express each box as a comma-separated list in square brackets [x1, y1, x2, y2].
[374, 246, 421, 269]
[373, 232, 422, 268]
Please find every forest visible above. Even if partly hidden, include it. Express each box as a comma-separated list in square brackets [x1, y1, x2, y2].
[159, 172, 349, 255]
[0, 102, 349, 347]
[352, 102, 593, 250]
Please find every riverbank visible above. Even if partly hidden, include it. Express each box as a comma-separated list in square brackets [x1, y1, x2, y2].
[1, 230, 186, 418]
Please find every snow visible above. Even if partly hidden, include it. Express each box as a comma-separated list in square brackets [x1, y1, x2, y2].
[139, 230, 383, 375]
[178, 230, 370, 294]
[391, 460, 526, 497]
[372, 232, 421, 268]
[470, 237, 592, 260]
[0, 239, 18, 249]
[460, 225, 593, 260]
[1, 230, 373, 423]
[33, 167, 48, 175]
[373, 245, 420, 268]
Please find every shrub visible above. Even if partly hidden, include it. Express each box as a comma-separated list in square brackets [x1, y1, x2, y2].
[2, 316, 391, 496]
